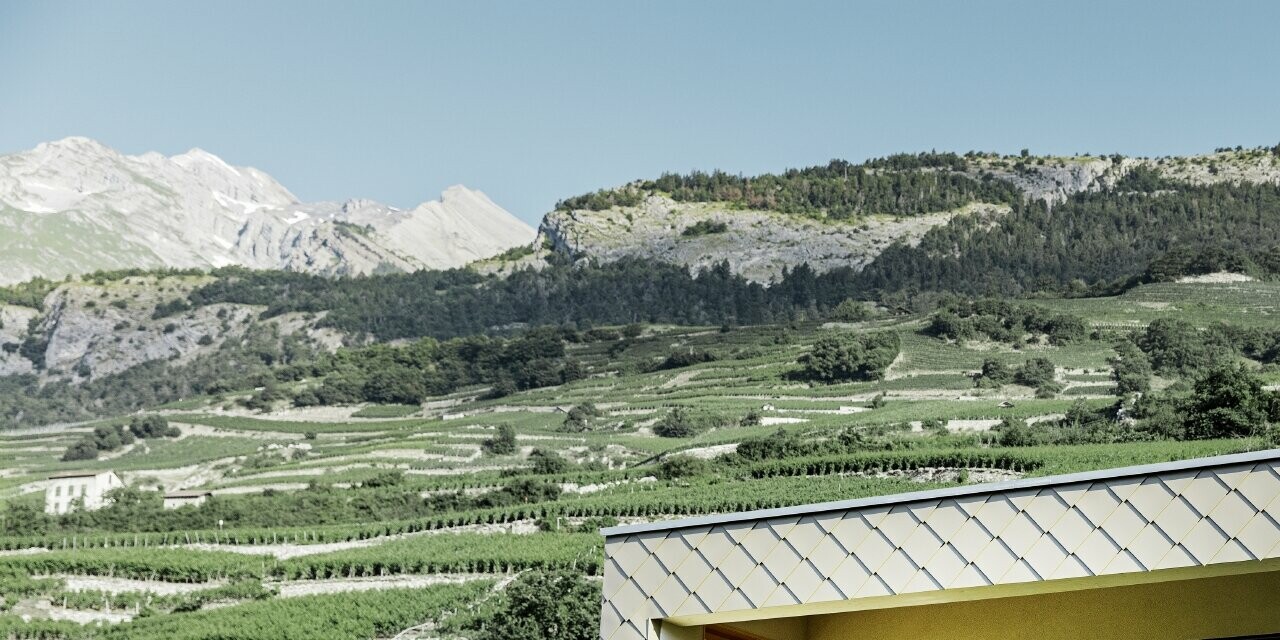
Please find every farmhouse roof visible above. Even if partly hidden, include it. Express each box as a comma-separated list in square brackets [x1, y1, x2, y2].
[163, 490, 213, 498]
[47, 470, 113, 480]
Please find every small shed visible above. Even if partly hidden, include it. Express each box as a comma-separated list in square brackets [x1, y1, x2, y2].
[163, 490, 212, 510]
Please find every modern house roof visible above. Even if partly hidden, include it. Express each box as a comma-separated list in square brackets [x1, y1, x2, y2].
[599, 447, 1280, 640]
[602, 448, 1280, 537]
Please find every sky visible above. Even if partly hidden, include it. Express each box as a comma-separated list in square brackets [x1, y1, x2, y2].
[2, 1, 1278, 224]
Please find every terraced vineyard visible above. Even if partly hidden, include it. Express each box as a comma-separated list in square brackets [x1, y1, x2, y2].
[0, 280, 1275, 638]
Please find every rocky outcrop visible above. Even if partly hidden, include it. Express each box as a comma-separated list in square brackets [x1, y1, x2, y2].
[0, 305, 38, 377]
[1147, 149, 1280, 187]
[34, 278, 257, 379]
[5, 276, 342, 382]
[966, 157, 1132, 204]
[0, 138, 536, 284]
[968, 149, 1280, 204]
[537, 195, 1007, 283]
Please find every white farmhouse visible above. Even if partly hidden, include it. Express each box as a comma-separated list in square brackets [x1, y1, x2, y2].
[162, 490, 212, 510]
[44, 470, 122, 515]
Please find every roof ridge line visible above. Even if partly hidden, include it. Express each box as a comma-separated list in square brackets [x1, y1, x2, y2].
[601, 447, 1280, 538]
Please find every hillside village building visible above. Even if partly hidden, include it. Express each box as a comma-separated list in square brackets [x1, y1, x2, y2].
[162, 490, 212, 510]
[601, 449, 1280, 640]
[44, 470, 122, 515]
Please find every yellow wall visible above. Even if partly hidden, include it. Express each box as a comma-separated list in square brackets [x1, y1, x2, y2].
[804, 570, 1280, 640]
[715, 617, 809, 639]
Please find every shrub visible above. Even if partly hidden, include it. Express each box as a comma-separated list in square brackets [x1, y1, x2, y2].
[529, 448, 570, 475]
[361, 471, 404, 488]
[1110, 342, 1152, 394]
[485, 376, 517, 399]
[1182, 365, 1275, 439]
[483, 479, 561, 506]
[658, 455, 710, 480]
[974, 358, 1012, 387]
[128, 415, 180, 439]
[736, 429, 814, 461]
[652, 407, 731, 438]
[924, 300, 1087, 346]
[61, 440, 98, 462]
[798, 331, 900, 382]
[828, 299, 874, 322]
[996, 418, 1036, 447]
[654, 350, 717, 371]
[468, 570, 600, 640]
[1137, 318, 1232, 375]
[62, 423, 138, 461]
[560, 403, 602, 432]
[653, 408, 703, 438]
[483, 424, 518, 455]
[581, 327, 621, 342]
[1014, 358, 1056, 389]
[1034, 384, 1061, 398]
[681, 220, 729, 236]
[1130, 392, 1185, 440]
[921, 418, 946, 433]
[1029, 381, 1059, 396]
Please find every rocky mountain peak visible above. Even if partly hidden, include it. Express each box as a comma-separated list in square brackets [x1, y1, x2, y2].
[0, 138, 535, 284]
[30, 136, 113, 157]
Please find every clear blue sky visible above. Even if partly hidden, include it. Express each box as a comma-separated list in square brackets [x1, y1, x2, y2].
[2, 1, 1278, 223]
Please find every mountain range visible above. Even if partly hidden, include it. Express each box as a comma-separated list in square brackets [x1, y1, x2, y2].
[2, 140, 1280, 410]
[0, 137, 536, 285]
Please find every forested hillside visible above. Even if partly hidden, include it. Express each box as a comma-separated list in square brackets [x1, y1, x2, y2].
[173, 177, 1280, 341]
[540, 146, 1280, 284]
[859, 180, 1280, 295]
[556, 155, 1021, 220]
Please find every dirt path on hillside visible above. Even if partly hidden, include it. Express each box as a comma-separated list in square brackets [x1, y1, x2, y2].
[681, 444, 739, 460]
[57, 575, 222, 595]
[176, 520, 542, 560]
[11, 600, 133, 624]
[760, 416, 808, 425]
[223, 464, 376, 481]
[211, 483, 311, 495]
[0, 547, 50, 557]
[273, 574, 486, 598]
[660, 370, 702, 389]
[175, 423, 305, 441]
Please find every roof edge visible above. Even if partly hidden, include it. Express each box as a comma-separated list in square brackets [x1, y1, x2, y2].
[601, 447, 1280, 538]
[163, 490, 213, 498]
[47, 470, 117, 479]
